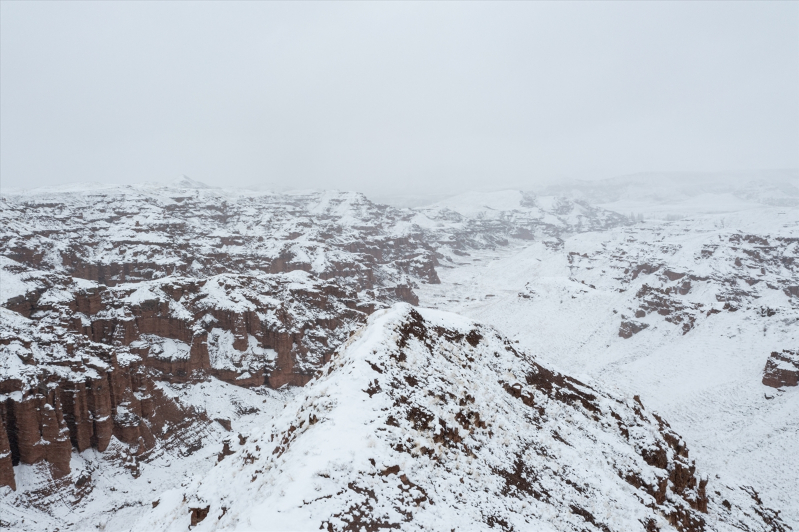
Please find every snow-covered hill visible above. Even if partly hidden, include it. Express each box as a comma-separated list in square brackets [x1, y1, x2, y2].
[418, 204, 799, 525]
[1, 177, 796, 530]
[132, 305, 782, 532]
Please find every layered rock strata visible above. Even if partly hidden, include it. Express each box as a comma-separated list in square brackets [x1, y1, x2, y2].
[0, 308, 203, 490]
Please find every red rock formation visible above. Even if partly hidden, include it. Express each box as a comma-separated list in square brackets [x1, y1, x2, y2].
[393, 285, 419, 306]
[0, 314, 207, 489]
[62, 275, 366, 387]
[762, 350, 799, 388]
[0, 407, 16, 490]
[190, 506, 210, 526]
[2, 390, 72, 480]
[0, 366, 203, 489]
[61, 382, 95, 452]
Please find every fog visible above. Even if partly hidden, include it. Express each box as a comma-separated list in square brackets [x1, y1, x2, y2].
[1, 1, 797, 196]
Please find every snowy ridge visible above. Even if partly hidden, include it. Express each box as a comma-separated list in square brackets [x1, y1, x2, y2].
[136, 305, 783, 531]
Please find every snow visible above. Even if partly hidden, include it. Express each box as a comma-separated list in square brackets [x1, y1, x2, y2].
[0, 256, 41, 303]
[130, 304, 777, 531]
[1, 176, 796, 529]
[144, 335, 191, 361]
[207, 330, 276, 372]
[431, 189, 529, 216]
[0, 374, 297, 531]
[417, 205, 799, 524]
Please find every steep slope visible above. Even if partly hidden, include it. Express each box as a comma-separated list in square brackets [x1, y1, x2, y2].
[136, 305, 784, 532]
[418, 206, 799, 525]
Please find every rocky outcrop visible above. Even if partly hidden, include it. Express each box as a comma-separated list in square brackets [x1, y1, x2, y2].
[0, 188, 634, 318]
[763, 350, 799, 388]
[632, 284, 700, 335]
[1, 390, 73, 479]
[1, 259, 369, 387]
[69, 274, 367, 386]
[0, 189, 450, 305]
[0, 309, 205, 490]
[619, 319, 649, 338]
[0, 253, 368, 492]
[0, 370, 200, 490]
[0, 187, 631, 496]
[564, 226, 799, 343]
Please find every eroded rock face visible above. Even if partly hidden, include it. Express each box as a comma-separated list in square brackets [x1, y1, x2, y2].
[0, 188, 629, 429]
[564, 227, 799, 342]
[2, 256, 369, 381]
[0, 186, 674, 519]
[0, 189, 442, 300]
[0, 308, 205, 490]
[0, 419, 14, 491]
[763, 350, 799, 388]
[0, 188, 629, 304]
[1, 390, 72, 479]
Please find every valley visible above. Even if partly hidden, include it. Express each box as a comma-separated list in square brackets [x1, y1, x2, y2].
[1, 175, 797, 530]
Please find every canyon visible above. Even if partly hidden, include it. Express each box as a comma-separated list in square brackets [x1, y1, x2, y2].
[1, 176, 797, 530]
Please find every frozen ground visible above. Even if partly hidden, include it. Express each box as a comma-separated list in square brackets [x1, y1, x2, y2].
[417, 206, 799, 526]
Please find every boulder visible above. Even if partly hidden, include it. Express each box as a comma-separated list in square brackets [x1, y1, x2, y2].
[762, 350, 799, 388]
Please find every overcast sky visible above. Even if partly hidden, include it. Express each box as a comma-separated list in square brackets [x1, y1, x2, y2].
[1, 1, 797, 194]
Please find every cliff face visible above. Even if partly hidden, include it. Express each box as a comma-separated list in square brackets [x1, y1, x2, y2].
[0, 262, 370, 489]
[0, 307, 206, 490]
[0, 189, 443, 300]
[0, 188, 628, 376]
[69, 273, 368, 386]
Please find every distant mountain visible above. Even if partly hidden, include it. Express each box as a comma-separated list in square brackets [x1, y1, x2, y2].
[167, 175, 212, 189]
[536, 170, 799, 215]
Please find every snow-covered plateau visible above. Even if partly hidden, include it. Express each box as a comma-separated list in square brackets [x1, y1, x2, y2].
[1, 173, 797, 531]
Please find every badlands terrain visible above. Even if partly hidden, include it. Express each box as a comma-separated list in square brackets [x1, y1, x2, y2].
[0, 172, 797, 531]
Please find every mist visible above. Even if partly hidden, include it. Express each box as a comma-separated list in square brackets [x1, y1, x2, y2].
[1, 1, 797, 196]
